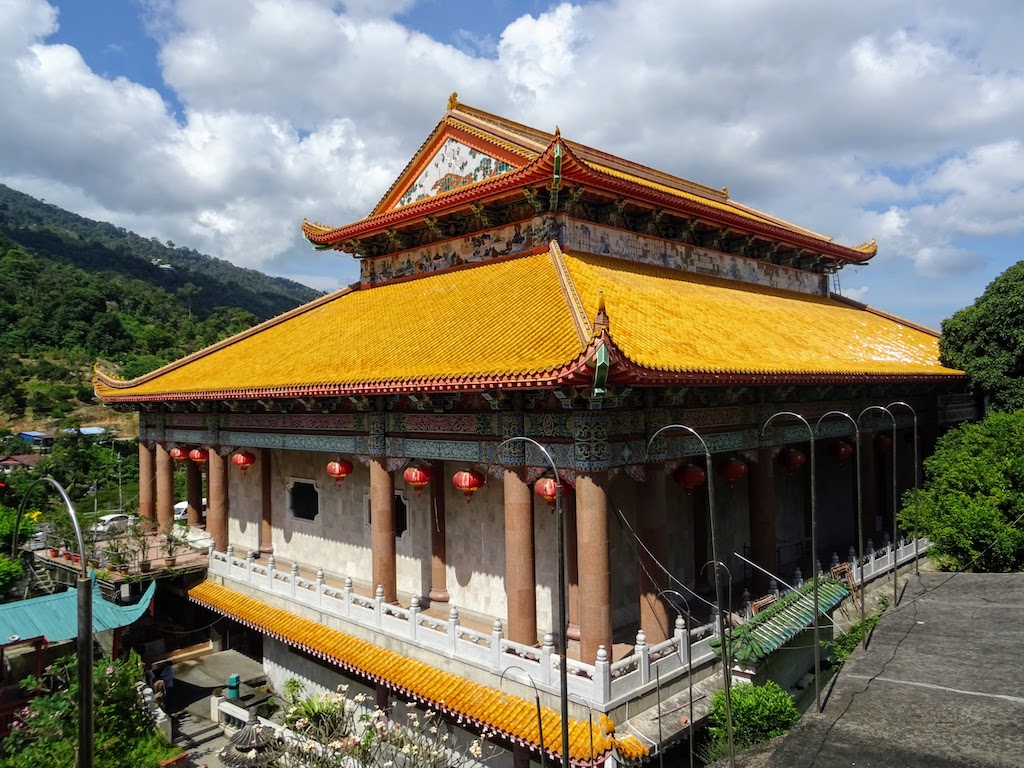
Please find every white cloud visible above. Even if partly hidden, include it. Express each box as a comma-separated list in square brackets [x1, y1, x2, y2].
[0, 0, 1022, 328]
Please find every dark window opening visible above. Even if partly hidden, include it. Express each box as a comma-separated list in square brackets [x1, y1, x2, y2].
[290, 480, 319, 521]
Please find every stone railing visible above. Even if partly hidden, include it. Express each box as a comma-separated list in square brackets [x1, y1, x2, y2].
[208, 546, 718, 710]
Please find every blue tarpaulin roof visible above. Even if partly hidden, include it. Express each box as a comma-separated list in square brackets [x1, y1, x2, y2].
[0, 580, 155, 645]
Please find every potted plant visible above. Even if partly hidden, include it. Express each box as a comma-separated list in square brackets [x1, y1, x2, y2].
[107, 540, 130, 574]
[161, 522, 185, 566]
[128, 517, 153, 572]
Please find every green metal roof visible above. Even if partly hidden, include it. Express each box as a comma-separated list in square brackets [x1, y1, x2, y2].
[713, 578, 850, 663]
[0, 579, 155, 645]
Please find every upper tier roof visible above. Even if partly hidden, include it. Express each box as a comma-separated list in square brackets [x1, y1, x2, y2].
[94, 246, 960, 404]
[301, 95, 877, 263]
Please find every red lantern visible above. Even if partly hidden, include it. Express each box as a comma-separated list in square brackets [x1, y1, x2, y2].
[832, 440, 854, 464]
[452, 469, 485, 502]
[875, 434, 894, 452]
[326, 458, 354, 485]
[189, 447, 209, 464]
[780, 448, 806, 473]
[232, 451, 256, 472]
[672, 463, 706, 494]
[534, 477, 560, 508]
[716, 457, 747, 487]
[403, 465, 433, 497]
[170, 446, 190, 463]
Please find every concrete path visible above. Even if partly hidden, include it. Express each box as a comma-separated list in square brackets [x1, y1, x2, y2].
[724, 571, 1024, 768]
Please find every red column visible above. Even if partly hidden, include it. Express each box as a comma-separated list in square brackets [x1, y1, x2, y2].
[565, 486, 580, 641]
[155, 443, 174, 532]
[748, 447, 778, 595]
[504, 467, 537, 645]
[639, 464, 670, 643]
[576, 471, 611, 663]
[259, 448, 273, 554]
[370, 458, 397, 603]
[207, 449, 229, 552]
[428, 462, 449, 602]
[138, 442, 156, 522]
[186, 459, 203, 527]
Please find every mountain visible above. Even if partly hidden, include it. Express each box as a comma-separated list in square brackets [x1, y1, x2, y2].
[0, 183, 324, 429]
[0, 183, 322, 320]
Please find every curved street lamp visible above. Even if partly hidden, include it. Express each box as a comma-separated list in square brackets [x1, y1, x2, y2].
[655, 588, 695, 768]
[816, 411, 866, 648]
[859, 405, 898, 606]
[494, 437, 570, 768]
[645, 424, 734, 768]
[500, 666, 546, 768]
[12, 477, 94, 768]
[887, 401, 920, 575]
[761, 411, 821, 714]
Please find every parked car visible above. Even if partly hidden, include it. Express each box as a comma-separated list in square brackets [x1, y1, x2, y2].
[91, 513, 135, 537]
[173, 498, 207, 522]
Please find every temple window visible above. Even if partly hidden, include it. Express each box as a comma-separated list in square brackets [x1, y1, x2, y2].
[364, 490, 409, 538]
[287, 478, 320, 523]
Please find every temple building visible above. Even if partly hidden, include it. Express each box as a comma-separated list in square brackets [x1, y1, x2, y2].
[95, 95, 970, 766]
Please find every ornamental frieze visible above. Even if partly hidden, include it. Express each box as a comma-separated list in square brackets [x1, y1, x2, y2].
[225, 413, 363, 432]
[388, 413, 493, 435]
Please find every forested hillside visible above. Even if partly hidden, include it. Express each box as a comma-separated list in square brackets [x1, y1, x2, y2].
[0, 184, 324, 428]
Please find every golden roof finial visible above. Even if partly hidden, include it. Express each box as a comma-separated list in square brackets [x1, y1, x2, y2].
[555, 125, 561, 137]
[447, 92, 459, 111]
[721, 186, 729, 199]
[594, 289, 609, 335]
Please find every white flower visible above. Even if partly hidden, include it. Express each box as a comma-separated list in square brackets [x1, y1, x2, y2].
[469, 740, 483, 758]
[247, 749, 257, 758]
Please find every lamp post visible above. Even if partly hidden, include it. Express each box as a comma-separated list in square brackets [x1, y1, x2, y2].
[816, 411, 866, 648]
[859, 405, 898, 606]
[887, 401, 920, 575]
[500, 667, 546, 768]
[645, 424, 734, 768]
[494, 437, 570, 768]
[13, 477, 93, 768]
[761, 411, 821, 714]
[655, 589, 694, 768]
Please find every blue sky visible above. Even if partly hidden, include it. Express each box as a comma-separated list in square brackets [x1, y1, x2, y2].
[3, 0, 1023, 330]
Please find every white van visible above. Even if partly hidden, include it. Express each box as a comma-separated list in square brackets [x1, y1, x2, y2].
[173, 498, 207, 521]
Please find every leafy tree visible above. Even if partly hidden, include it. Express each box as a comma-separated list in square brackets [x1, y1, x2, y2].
[900, 409, 1024, 571]
[941, 261, 1024, 411]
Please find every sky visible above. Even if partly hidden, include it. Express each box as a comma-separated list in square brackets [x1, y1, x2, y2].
[1, 0, 1022, 330]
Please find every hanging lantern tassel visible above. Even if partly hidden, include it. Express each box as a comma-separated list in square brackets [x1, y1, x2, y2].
[326, 458, 354, 486]
[452, 469, 485, 502]
[534, 477, 560, 509]
[232, 451, 256, 472]
[403, 465, 433, 497]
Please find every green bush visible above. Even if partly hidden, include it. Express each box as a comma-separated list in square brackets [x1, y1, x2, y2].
[706, 680, 799, 752]
[825, 613, 882, 664]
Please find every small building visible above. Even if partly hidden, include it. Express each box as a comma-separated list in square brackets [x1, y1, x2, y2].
[96, 96, 969, 765]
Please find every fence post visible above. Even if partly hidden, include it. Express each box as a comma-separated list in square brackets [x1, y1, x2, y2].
[266, 555, 275, 589]
[635, 630, 650, 685]
[491, 619, 503, 671]
[290, 562, 299, 598]
[448, 607, 460, 654]
[316, 568, 325, 606]
[540, 633, 554, 686]
[595, 645, 611, 704]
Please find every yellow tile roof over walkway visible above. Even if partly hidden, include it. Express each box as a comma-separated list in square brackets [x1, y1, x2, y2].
[189, 580, 646, 764]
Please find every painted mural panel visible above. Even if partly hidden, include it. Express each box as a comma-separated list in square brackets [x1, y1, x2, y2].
[394, 139, 516, 209]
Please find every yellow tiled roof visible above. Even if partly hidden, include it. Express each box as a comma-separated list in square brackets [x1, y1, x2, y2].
[562, 252, 958, 377]
[189, 580, 647, 764]
[95, 249, 960, 402]
[95, 253, 584, 400]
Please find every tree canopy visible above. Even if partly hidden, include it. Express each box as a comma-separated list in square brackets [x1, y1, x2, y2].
[900, 409, 1024, 572]
[940, 261, 1024, 411]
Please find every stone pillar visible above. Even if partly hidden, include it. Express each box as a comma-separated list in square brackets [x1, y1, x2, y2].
[370, 458, 397, 603]
[503, 467, 537, 645]
[155, 443, 174, 532]
[576, 471, 611, 664]
[639, 464, 670, 643]
[259, 448, 273, 554]
[748, 447, 778, 595]
[692, 469, 710, 588]
[565, 486, 580, 641]
[207, 449, 229, 553]
[428, 462, 449, 602]
[186, 459, 203, 527]
[138, 442, 156, 522]
[859, 434, 878, 543]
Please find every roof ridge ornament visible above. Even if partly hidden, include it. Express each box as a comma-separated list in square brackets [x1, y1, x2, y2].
[593, 289, 609, 336]
[447, 91, 459, 111]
